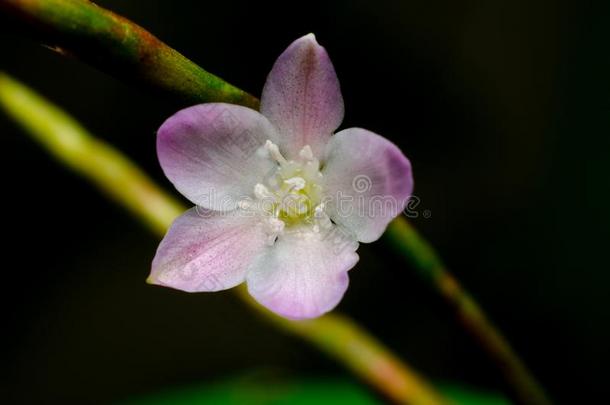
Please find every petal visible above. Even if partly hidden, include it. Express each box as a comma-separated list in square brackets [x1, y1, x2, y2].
[246, 228, 359, 320]
[261, 34, 344, 160]
[322, 128, 413, 243]
[157, 103, 279, 210]
[149, 208, 268, 292]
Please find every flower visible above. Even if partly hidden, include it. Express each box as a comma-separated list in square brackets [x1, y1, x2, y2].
[148, 34, 413, 319]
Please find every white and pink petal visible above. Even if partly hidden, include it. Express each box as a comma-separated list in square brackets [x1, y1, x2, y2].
[157, 103, 280, 210]
[246, 228, 359, 320]
[149, 208, 268, 292]
[261, 34, 344, 160]
[321, 128, 413, 243]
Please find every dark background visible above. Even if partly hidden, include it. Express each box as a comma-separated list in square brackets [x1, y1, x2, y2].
[1, 0, 607, 404]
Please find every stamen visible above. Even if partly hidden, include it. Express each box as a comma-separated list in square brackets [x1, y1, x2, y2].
[254, 183, 275, 200]
[264, 217, 285, 245]
[265, 140, 288, 165]
[237, 199, 255, 210]
[267, 217, 285, 233]
[253, 142, 326, 233]
[299, 145, 314, 161]
[284, 176, 306, 191]
[297, 145, 321, 176]
[313, 203, 332, 232]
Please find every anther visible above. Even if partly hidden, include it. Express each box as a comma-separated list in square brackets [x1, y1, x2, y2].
[299, 145, 314, 161]
[284, 176, 306, 191]
[313, 203, 332, 231]
[237, 199, 255, 210]
[254, 183, 275, 200]
[265, 140, 288, 165]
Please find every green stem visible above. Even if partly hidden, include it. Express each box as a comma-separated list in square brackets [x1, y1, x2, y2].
[236, 286, 448, 405]
[0, 73, 449, 405]
[0, 1, 552, 403]
[0, 0, 259, 109]
[0, 72, 185, 234]
[385, 219, 551, 405]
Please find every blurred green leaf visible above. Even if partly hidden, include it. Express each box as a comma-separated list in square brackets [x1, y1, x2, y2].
[440, 384, 512, 405]
[118, 375, 379, 405]
[118, 375, 511, 405]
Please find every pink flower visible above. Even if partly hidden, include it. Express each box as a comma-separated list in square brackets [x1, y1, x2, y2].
[149, 34, 413, 319]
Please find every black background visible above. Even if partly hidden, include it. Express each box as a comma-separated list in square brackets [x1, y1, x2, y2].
[1, 0, 608, 404]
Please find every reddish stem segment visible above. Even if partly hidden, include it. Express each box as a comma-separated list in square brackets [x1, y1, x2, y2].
[0, 0, 260, 109]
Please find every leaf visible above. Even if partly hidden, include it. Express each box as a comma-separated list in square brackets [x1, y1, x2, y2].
[118, 375, 381, 405]
[440, 383, 512, 405]
[118, 374, 512, 405]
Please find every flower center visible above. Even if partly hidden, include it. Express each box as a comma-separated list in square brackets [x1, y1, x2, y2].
[239, 140, 332, 244]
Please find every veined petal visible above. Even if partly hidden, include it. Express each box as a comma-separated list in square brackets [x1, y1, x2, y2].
[261, 34, 344, 160]
[322, 128, 413, 243]
[157, 103, 279, 210]
[246, 227, 359, 320]
[149, 208, 268, 292]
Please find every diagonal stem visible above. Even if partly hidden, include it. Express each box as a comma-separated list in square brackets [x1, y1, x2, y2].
[0, 1, 553, 403]
[385, 219, 551, 405]
[0, 0, 260, 109]
[0, 72, 449, 405]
